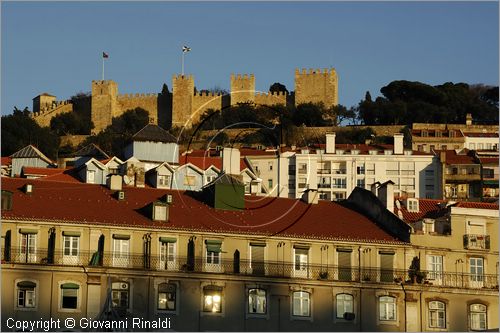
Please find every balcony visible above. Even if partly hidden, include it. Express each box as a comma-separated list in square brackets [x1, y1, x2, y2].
[463, 234, 490, 250]
[331, 169, 346, 175]
[318, 183, 331, 189]
[318, 169, 331, 174]
[2, 247, 498, 290]
[298, 168, 308, 175]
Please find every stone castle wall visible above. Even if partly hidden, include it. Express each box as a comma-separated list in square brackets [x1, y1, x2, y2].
[30, 101, 73, 127]
[32, 68, 339, 132]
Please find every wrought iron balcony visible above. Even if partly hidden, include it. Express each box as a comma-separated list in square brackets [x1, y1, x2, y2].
[2, 247, 498, 290]
[463, 234, 490, 250]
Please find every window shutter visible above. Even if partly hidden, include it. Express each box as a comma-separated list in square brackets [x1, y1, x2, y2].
[61, 283, 79, 289]
[205, 240, 222, 253]
[62, 231, 81, 237]
[380, 253, 394, 269]
[17, 281, 36, 288]
[19, 229, 38, 235]
[251, 245, 265, 262]
[337, 251, 351, 267]
[159, 237, 177, 243]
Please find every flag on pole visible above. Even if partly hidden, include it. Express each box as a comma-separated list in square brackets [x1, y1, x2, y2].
[102, 52, 109, 58]
[182, 46, 191, 53]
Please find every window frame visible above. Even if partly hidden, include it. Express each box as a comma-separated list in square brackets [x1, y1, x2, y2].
[335, 293, 354, 320]
[111, 281, 130, 311]
[291, 290, 311, 318]
[428, 300, 446, 329]
[62, 234, 80, 265]
[59, 281, 81, 312]
[469, 303, 487, 331]
[15, 280, 37, 311]
[202, 285, 223, 314]
[293, 247, 309, 278]
[378, 296, 397, 322]
[112, 236, 130, 268]
[157, 282, 177, 312]
[247, 288, 267, 316]
[19, 231, 37, 263]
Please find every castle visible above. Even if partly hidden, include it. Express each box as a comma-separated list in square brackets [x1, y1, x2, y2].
[30, 68, 338, 134]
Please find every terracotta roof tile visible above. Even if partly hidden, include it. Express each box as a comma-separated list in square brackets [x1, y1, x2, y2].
[22, 167, 66, 177]
[1, 178, 403, 244]
[1, 157, 12, 166]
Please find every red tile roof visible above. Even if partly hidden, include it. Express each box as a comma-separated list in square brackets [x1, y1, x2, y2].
[395, 198, 499, 223]
[1, 157, 12, 166]
[437, 149, 477, 165]
[2, 178, 403, 244]
[479, 157, 499, 164]
[22, 167, 66, 177]
[464, 132, 498, 138]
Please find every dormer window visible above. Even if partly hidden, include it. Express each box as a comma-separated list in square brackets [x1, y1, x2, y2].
[384, 150, 393, 155]
[407, 199, 419, 213]
[351, 149, 360, 155]
[153, 202, 168, 221]
[369, 150, 378, 155]
[423, 219, 435, 233]
[422, 130, 428, 137]
[336, 150, 344, 155]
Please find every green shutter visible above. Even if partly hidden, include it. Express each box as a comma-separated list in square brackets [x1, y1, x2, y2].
[249, 242, 266, 247]
[205, 240, 222, 252]
[62, 231, 81, 237]
[19, 229, 38, 234]
[17, 281, 36, 288]
[112, 234, 130, 240]
[61, 283, 79, 289]
[159, 237, 177, 243]
[293, 244, 310, 250]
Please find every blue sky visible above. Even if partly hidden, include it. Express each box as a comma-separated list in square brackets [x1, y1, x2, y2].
[2, 1, 498, 114]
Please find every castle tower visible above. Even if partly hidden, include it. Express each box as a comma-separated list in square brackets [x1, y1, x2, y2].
[33, 93, 57, 113]
[172, 74, 194, 128]
[91, 80, 119, 134]
[294, 68, 338, 107]
[230, 74, 255, 105]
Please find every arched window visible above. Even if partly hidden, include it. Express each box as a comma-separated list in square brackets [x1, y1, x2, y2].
[336, 293, 354, 319]
[157, 283, 176, 311]
[248, 288, 266, 314]
[428, 301, 446, 328]
[292, 291, 310, 317]
[17, 281, 36, 308]
[469, 304, 487, 331]
[379, 296, 396, 321]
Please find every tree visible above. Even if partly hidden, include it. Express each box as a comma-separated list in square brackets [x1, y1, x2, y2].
[324, 104, 356, 126]
[293, 103, 326, 127]
[269, 82, 288, 94]
[1, 107, 60, 159]
[50, 112, 93, 135]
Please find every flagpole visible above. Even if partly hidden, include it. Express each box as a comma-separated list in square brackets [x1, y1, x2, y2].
[102, 56, 105, 81]
[181, 52, 185, 76]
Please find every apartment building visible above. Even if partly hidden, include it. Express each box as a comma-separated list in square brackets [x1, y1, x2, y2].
[2, 177, 498, 331]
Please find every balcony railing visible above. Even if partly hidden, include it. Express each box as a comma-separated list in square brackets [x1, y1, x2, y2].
[298, 169, 308, 174]
[318, 183, 331, 189]
[331, 169, 346, 175]
[318, 169, 331, 174]
[464, 234, 490, 250]
[2, 247, 498, 290]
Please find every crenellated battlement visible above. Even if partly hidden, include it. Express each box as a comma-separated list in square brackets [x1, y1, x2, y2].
[172, 74, 194, 81]
[194, 91, 224, 97]
[296, 68, 336, 75]
[117, 93, 158, 99]
[32, 100, 72, 117]
[231, 73, 255, 80]
[255, 91, 289, 97]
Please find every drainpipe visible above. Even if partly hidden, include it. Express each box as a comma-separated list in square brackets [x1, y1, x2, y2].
[400, 282, 407, 332]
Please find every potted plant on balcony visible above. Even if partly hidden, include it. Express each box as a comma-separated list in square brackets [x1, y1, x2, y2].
[319, 271, 329, 279]
[408, 256, 426, 284]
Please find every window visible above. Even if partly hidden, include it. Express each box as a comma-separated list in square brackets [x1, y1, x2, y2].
[63, 232, 80, 265]
[427, 255, 443, 281]
[469, 304, 487, 331]
[379, 296, 396, 321]
[477, 143, 484, 150]
[1, 190, 12, 210]
[268, 162, 273, 171]
[248, 288, 266, 314]
[356, 178, 365, 188]
[60, 283, 79, 309]
[356, 164, 365, 175]
[112, 235, 130, 267]
[469, 257, 484, 286]
[469, 143, 476, 150]
[336, 293, 354, 319]
[158, 175, 171, 187]
[158, 283, 176, 311]
[153, 204, 168, 221]
[87, 170, 95, 183]
[203, 286, 222, 313]
[159, 238, 176, 270]
[184, 175, 196, 186]
[111, 282, 129, 309]
[298, 177, 307, 189]
[206, 175, 216, 184]
[292, 291, 310, 317]
[337, 249, 352, 281]
[19, 230, 37, 263]
[250, 243, 265, 275]
[298, 163, 307, 174]
[428, 301, 446, 328]
[17, 281, 36, 308]
[205, 240, 222, 271]
[268, 179, 273, 189]
[332, 178, 346, 189]
[379, 252, 395, 282]
[407, 199, 419, 213]
[294, 247, 309, 278]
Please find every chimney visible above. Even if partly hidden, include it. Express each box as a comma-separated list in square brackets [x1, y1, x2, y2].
[326, 133, 336, 154]
[371, 181, 381, 196]
[466, 113, 472, 126]
[393, 133, 404, 155]
[378, 181, 394, 213]
[108, 174, 123, 191]
[222, 147, 240, 175]
[301, 189, 319, 204]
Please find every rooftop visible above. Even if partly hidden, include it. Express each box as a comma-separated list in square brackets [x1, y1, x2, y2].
[2, 177, 404, 244]
[132, 124, 177, 143]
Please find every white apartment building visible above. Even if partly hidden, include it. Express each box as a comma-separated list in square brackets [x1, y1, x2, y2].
[244, 134, 441, 201]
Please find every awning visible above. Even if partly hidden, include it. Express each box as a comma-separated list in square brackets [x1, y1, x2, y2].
[112, 234, 130, 240]
[483, 180, 499, 187]
[63, 231, 81, 237]
[293, 244, 310, 250]
[160, 237, 177, 243]
[17, 281, 36, 288]
[249, 242, 266, 247]
[205, 240, 222, 253]
[19, 229, 38, 235]
[379, 250, 395, 255]
[61, 283, 79, 289]
[337, 248, 353, 253]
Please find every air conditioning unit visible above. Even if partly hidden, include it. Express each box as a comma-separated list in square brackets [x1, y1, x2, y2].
[120, 283, 128, 290]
